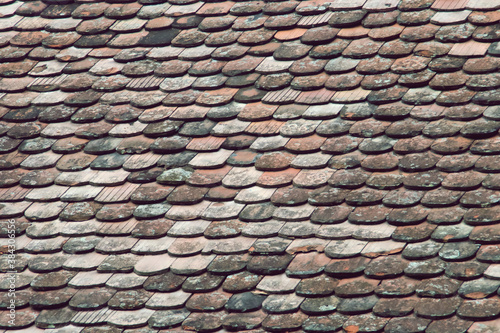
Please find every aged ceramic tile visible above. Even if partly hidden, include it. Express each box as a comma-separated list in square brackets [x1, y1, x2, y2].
[2, 0, 500, 329]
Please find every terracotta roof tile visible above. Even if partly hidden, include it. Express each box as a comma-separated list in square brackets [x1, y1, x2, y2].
[432, 0, 469, 10]
[3, 0, 500, 330]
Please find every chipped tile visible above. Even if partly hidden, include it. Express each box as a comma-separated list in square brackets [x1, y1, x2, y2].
[362, 240, 405, 258]
[29, 61, 67, 77]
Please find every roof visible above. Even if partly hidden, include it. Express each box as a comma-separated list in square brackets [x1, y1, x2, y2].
[1, 0, 500, 332]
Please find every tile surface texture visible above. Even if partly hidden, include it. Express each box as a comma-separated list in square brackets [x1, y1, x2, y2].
[1, 0, 500, 331]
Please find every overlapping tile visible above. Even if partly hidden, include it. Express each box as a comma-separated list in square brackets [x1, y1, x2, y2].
[2, 0, 500, 331]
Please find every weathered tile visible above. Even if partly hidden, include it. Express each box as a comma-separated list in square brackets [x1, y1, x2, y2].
[467, 320, 500, 333]
[170, 254, 216, 275]
[94, 183, 140, 204]
[131, 236, 175, 255]
[293, 168, 334, 188]
[235, 187, 275, 203]
[222, 167, 263, 188]
[25, 185, 68, 202]
[208, 237, 255, 255]
[166, 202, 210, 221]
[273, 204, 315, 221]
[250, 135, 290, 152]
[55, 169, 97, 186]
[63, 252, 107, 271]
[0, 186, 32, 201]
[325, 239, 367, 258]
[61, 185, 103, 202]
[467, 0, 500, 9]
[134, 254, 176, 276]
[88, 170, 129, 186]
[200, 202, 244, 220]
[71, 307, 115, 326]
[449, 40, 490, 57]
[167, 220, 211, 237]
[363, 0, 399, 11]
[457, 298, 500, 320]
[189, 149, 233, 168]
[145, 290, 191, 310]
[241, 221, 284, 238]
[257, 274, 300, 294]
[108, 308, 154, 328]
[431, 10, 471, 25]
[168, 237, 207, 257]
[148, 309, 189, 330]
[23, 201, 65, 221]
[68, 271, 112, 288]
[29, 60, 67, 77]
[20, 151, 61, 170]
[35, 308, 76, 329]
[432, 0, 469, 10]
[95, 236, 138, 254]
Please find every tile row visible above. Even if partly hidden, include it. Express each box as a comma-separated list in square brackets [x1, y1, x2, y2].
[2, 102, 500, 123]
[5, 0, 500, 22]
[3, 261, 500, 329]
[1, 86, 500, 111]
[3, 188, 500, 226]
[4, 173, 500, 208]
[8, 220, 500, 258]
[3, 2, 500, 36]
[2, 305, 500, 332]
